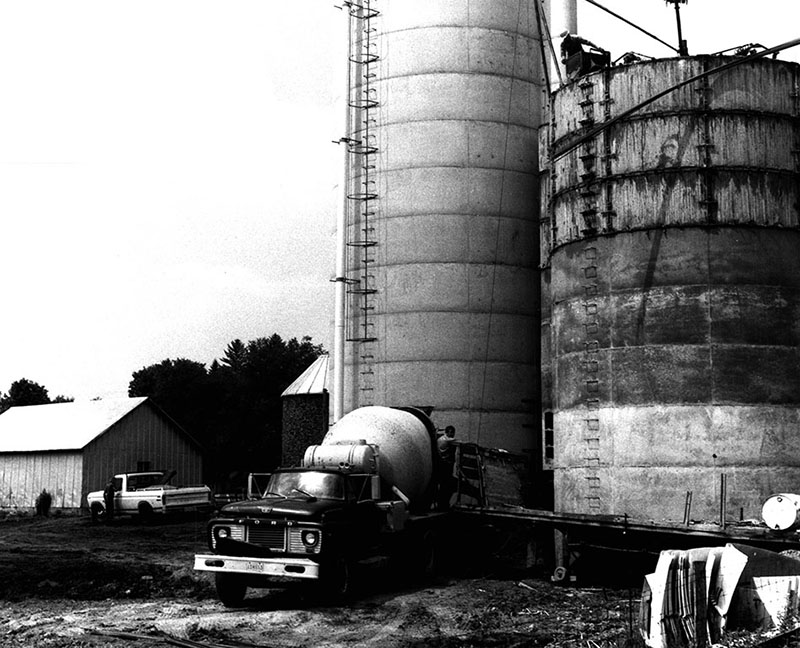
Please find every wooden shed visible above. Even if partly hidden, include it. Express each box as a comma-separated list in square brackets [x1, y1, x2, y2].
[0, 397, 204, 510]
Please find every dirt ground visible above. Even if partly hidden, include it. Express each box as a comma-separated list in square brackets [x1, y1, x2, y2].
[0, 514, 642, 648]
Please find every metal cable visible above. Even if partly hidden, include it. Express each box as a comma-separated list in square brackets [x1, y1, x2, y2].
[580, 0, 680, 54]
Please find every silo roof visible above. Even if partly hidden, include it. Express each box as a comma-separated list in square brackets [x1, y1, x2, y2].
[0, 397, 148, 452]
[282, 355, 329, 396]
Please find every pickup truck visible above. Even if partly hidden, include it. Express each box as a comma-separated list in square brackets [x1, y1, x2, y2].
[87, 470, 212, 520]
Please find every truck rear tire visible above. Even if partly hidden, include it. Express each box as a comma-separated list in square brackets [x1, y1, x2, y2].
[407, 530, 436, 582]
[215, 573, 247, 608]
[137, 501, 153, 522]
[418, 530, 437, 578]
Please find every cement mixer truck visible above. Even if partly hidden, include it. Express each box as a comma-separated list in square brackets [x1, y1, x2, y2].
[193, 406, 448, 607]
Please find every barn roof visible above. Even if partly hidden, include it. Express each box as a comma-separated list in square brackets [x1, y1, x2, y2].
[0, 397, 149, 452]
[281, 354, 329, 396]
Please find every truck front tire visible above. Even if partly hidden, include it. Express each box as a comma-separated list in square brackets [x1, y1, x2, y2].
[90, 503, 104, 523]
[321, 555, 352, 599]
[215, 573, 247, 608]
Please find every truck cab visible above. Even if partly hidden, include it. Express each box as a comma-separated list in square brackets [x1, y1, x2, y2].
[199, 467, 394, 604]
[194, 406, 442, 607]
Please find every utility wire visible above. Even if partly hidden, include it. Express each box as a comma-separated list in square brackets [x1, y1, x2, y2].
[581, 0, 680, 54]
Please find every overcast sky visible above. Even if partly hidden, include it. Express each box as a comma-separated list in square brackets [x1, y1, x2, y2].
[0, 1, 798, 401]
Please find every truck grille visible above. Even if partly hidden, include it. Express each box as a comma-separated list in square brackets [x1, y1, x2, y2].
[246, 526, 285, 551]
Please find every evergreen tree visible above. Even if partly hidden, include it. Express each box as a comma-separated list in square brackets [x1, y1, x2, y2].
[128, 335, 325, 489]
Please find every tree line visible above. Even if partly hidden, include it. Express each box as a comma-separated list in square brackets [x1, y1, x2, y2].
[0, 378, 73, 412]
[1, 334, 325, 490]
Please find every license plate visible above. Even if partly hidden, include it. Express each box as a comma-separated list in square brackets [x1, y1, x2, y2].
[243, 561, 265, 573]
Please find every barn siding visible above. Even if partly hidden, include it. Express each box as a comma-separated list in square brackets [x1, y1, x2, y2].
[0, 451, 83, 509]
[81, 402, 203, 505]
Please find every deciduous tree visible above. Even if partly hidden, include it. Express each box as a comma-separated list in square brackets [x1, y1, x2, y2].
[128, 335, 325, 489]
[0, 378, 73, 414]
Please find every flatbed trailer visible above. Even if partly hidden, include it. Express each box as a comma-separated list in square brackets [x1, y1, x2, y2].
[454, 504, 800, 581]
[450, 444, 800, 581]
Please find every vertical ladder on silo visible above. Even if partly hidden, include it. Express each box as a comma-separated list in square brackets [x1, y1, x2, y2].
[575, 79, 603, 510]
[695, 62, 718, 223]
[600, 66, 616, 231]
[577, 79, 598, 238]
[582, 246, 602, 511]
[343, 0, 380, 405]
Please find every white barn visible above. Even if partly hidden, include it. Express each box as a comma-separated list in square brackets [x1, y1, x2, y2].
[0, 397, 204, 510]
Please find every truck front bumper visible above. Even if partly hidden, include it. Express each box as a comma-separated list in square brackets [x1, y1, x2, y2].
[194, 554, 320, 580]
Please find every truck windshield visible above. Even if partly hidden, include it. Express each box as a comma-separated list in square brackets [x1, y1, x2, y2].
[265, 472, 345, 501]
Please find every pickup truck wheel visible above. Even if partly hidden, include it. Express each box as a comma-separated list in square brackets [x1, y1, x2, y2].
[90, 503, 104, 523]
[137, 501, 153, 522]
[215, 573, 247, 608]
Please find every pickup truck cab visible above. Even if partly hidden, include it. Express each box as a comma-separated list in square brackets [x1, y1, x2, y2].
[87, 470, 212, 521]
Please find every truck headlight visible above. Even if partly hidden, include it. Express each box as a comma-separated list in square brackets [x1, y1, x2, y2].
[288, 527, 322, 553]
[301, 530, 320, 547]
[211, 524, 245, 550]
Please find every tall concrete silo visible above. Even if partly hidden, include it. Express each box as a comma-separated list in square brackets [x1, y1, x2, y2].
[542, 56, 800, 523]
[337, 0, 548, 451]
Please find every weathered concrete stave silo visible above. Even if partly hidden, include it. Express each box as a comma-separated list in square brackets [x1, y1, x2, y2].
[341, 0, 545, 451]
[542, 56, 800, 523]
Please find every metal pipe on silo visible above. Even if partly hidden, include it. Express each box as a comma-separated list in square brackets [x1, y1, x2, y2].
[332, 148, 347, 423]
[545, 0, 577, 86]
[332, 6, 353, 424]
[548, 0, 577, 38]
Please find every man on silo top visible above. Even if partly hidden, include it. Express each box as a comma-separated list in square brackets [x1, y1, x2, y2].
[560, 31, 609, 80]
